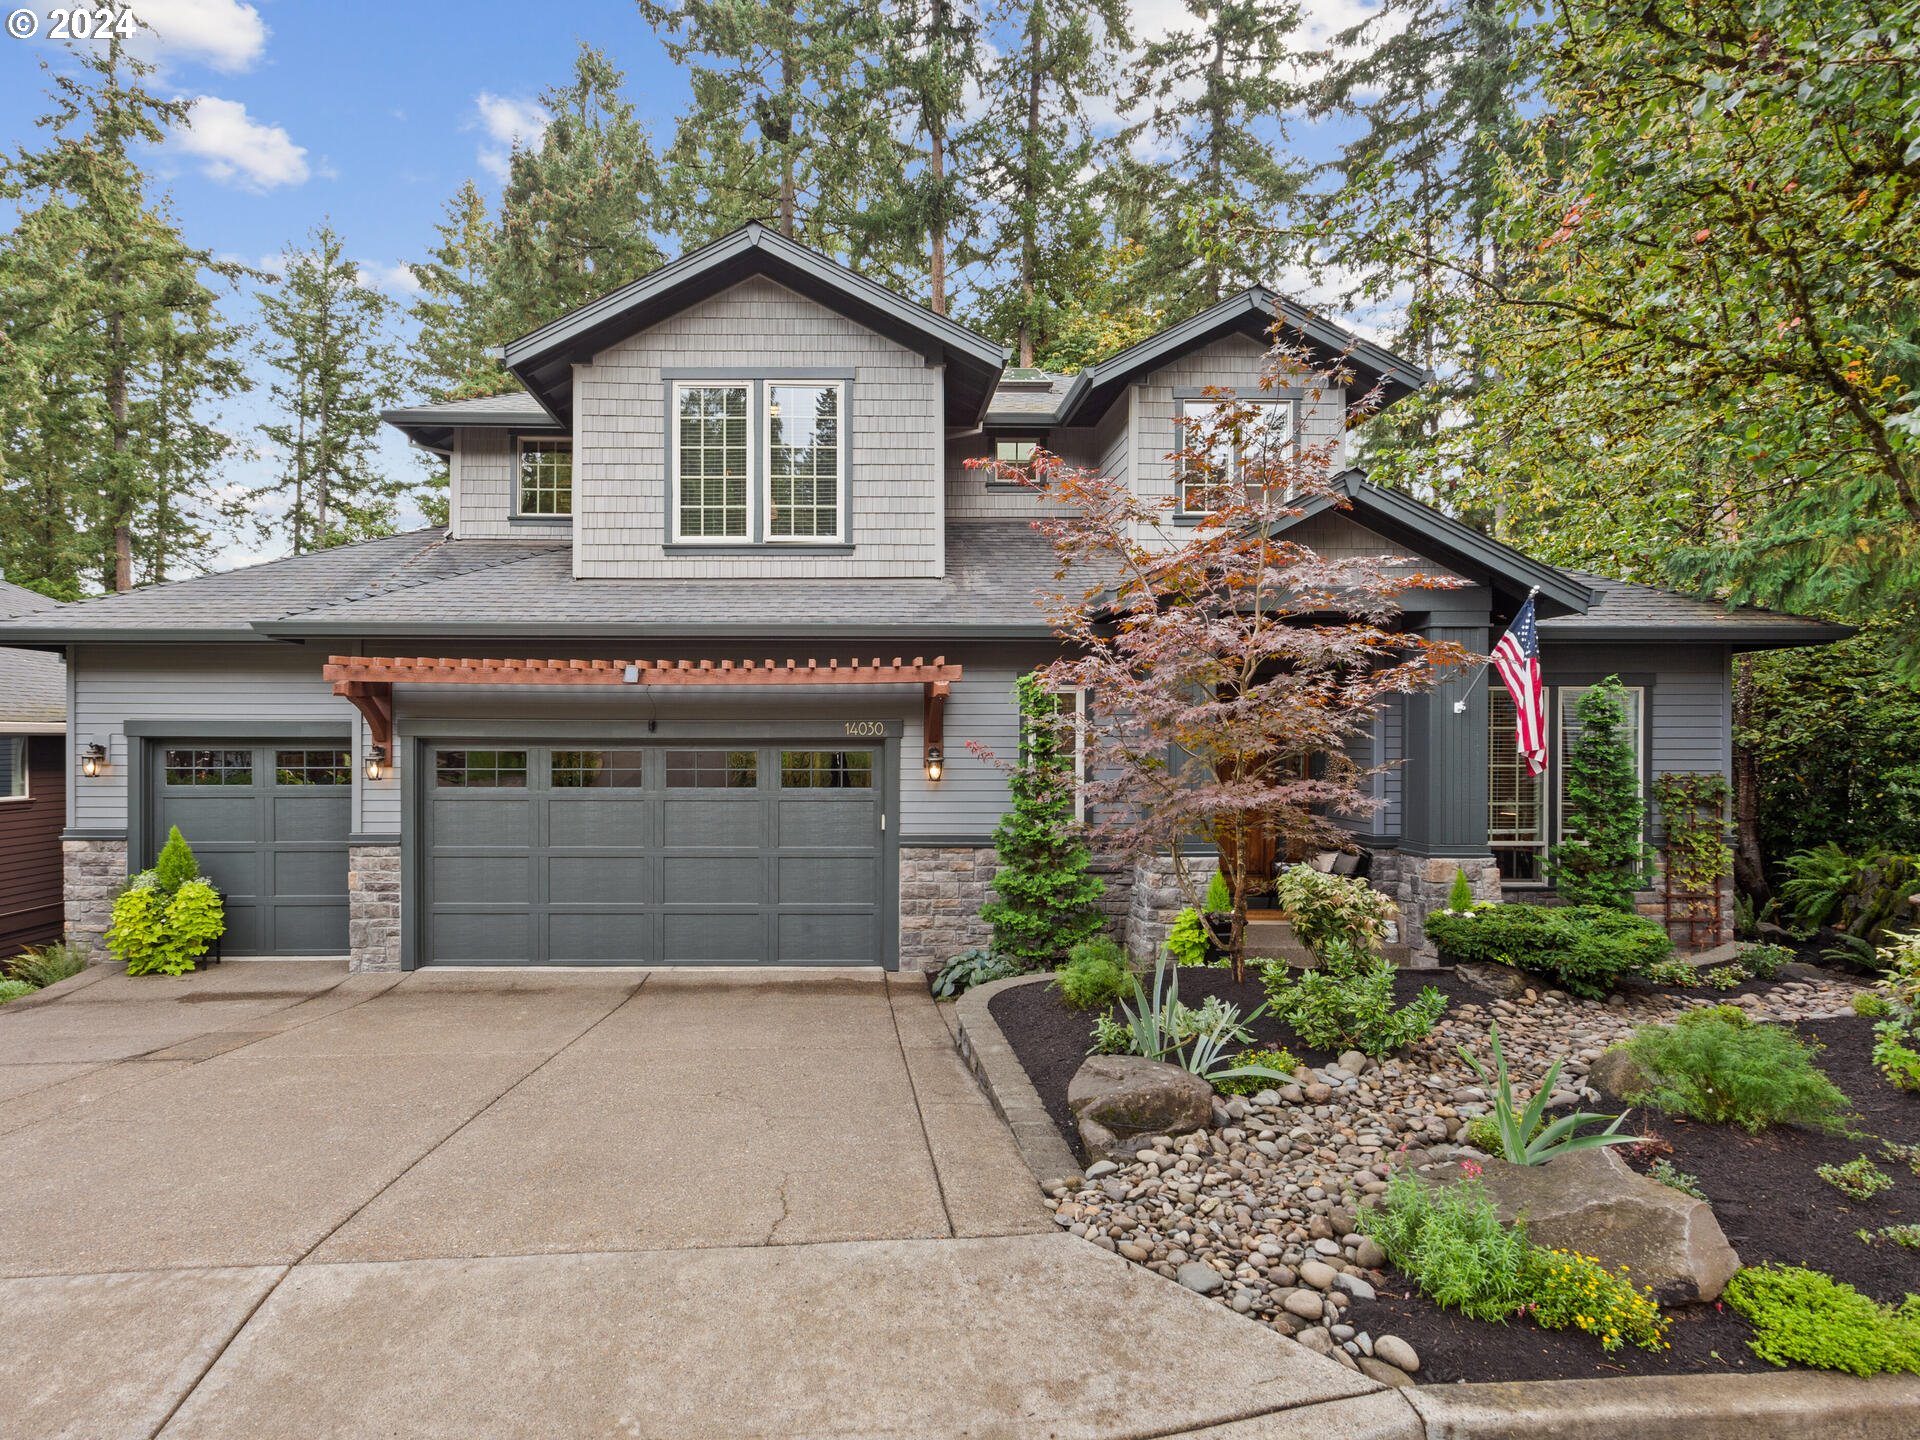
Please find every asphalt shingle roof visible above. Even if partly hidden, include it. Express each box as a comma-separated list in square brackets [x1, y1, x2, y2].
[1539, 572, 1849, 642]
[0, 579, 67, 727]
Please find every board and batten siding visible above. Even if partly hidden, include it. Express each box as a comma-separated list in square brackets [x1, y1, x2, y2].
[67, 644, 385, 843]
[571, 275, 945, 580]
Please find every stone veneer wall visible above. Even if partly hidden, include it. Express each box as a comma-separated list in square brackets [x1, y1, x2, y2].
[1637, 857, 1737, 952]
[1370, 850, 1502, 968]
[897, 846, 1132, 973]
[347, 843, 403, 972]
[1125, 852, 1219, 963]
[62, 836, 127, 964]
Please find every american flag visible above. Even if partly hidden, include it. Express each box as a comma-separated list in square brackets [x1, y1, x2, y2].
[1491, 594, 1547, 776]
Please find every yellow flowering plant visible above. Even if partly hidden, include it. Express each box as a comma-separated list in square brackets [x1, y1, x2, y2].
[1519, 1247, 1670, 1352]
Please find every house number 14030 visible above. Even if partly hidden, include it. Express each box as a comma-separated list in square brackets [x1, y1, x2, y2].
[842, 721, 885, 737]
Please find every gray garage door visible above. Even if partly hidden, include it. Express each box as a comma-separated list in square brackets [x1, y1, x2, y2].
[150, 745, 351, 955]
[423, 743, 883, 965]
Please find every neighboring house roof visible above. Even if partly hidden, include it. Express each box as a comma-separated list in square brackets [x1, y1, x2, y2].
[499, 223, 1010, 430]
[0, 525, 1071, 645]
[383, 392, 563, 453]
[1541, 573, 1853, 646]
[0, 579, 67, 730]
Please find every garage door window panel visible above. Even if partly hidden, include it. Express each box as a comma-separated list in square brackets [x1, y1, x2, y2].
[434, 750, 528, 788]
[780, 750, 873, 788]
[665, 749, 758, 788]
[274, 749, 350, 785]
[551, 749, 646, 788]
[164, 749, 252, 785]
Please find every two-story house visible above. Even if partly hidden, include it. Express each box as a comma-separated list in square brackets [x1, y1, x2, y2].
[0, 224, 1845, 972]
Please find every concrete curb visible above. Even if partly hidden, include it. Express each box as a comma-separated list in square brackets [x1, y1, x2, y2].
[0, 962, 116, 1013]
[951, 972, 1084, 1192]
[1401, 1369, 1920, 1439]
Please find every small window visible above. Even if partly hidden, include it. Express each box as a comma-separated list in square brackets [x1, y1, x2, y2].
[665, 750, 758, 788]
[274, 749, 350, 785]
[675, 383, 751, 539]
[551, 750, 647, 788]
[768, 382, 842, 540]
[1488, 691, 1546, 883]
[994, 437, 1038, 466]
[1177, 399, 1294, 513]
[434, 749, 528, 788]
[1044, 686, 1088, 824]
[0, 737, 25, 800]
[164, 748, 253, 785]
[517, 437, 572, 516]
[780, 750, 873, 789]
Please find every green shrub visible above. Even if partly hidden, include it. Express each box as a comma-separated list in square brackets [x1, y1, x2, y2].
[1425, 902, 1673, 1000]
[0, 978, 35, 1004]
[1204, 870, 1231, 913]
[1520, 1246, 1669, 1352]
[1817, 1155, 1894, 1200]
[153, 825, 201, 894]
[1855, 990, 1894, 1018]
[1548, 680, 1654, 909]
[1737, 943, 1792, 980]
[1723, 1265, 1920, 1376]
[1359, 1170, 1533, 1321]
[9, 942, 86, 988]
[1054, 937, 1131, 1011]
[930, 947, 1020, 999]
[1090, 1012, 1132, 1054]
[1260, 943, 1446, 1058]
[1213, 1047, 1299, 1095]
[1445, 867, 1475, 913]
[1871, 932, 1920, 1090]
[1705, 963, 1747, 990]
[1619, 1011, 1852, 1133]
[1164, 907, 1213, 968]
[1272, 865, 1395, 959]
[1644, 957, 1699, 988]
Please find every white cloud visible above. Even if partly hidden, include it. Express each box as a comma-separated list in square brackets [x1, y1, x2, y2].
[471, 92, 549, 181]
[357, 261, 423, 296]
[170, 96, 309, 190]
[127, 0, 269, 74]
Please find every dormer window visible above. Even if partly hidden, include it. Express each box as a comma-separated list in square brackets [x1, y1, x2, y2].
[672, 379, 845, 544]
[517, 437, 572, 517]
[1177, 399, 1294, 513]
[995, 437, 1039, 466]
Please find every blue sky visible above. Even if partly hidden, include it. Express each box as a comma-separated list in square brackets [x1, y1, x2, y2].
[0, 0, 1382, 569]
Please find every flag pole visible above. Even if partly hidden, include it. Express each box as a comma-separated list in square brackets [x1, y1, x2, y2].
[1453, 586, 1539, 714]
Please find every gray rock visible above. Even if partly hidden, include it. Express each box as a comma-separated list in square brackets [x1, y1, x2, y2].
[1068, 1055, 1217, 1164]
[1373, 1335, 1420, 1374]
[1455, 961, 1531, 999]
[1416, 1146, 1738, 1303]
[1585, 1046, 1650, 1100]
[1333, 1273, 1376, 1301]
[1282, 1288, 1326, 1321]
[1298, 1259, 1338, 1290]
[1083, 1160, 1118, 1180]
[1357, 1356, 1416, 1388]
[1177, 1261, 1225, 1295]
[1354, 1237, 1387, 1269]
[1293, 1325, 1337, 1356]
[1338, 1050, 1372, 1075]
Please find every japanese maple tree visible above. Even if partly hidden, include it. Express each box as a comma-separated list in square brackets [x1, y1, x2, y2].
[989, 341, 1475, 979]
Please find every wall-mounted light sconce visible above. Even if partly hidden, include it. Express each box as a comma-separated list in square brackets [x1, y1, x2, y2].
[924, 745, 944, 783]
[364, 744, 387, 782]
[80, 742, 107, 778]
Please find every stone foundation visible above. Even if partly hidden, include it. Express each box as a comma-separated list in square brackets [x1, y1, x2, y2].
[898, 846, 999, 973]
[62, 837, 128, 965]
[1640, 858, 1737, 953]
[1370, 850, 1502, 967]
[1125, 853, 1218, 963]
[348, 844, 402, 972]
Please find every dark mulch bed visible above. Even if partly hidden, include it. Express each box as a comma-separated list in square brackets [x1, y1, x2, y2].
[987, 962, 1920, 1383]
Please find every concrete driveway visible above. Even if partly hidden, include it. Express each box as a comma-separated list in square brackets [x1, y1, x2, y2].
[0, 963, 1403, 1440]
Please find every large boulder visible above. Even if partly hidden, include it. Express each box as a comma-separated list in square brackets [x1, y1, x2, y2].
[1067, 1055, 1215, 1163]
[1586, 1046, 1650, 1101]
[1414, 1146, 1739, 1304]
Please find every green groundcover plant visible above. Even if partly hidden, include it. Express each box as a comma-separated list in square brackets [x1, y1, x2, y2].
[930, 948, 1019, 999]
[0, 978, 35, 1005]
[1724, 1265, 1920, 1376]
[1053, 937, 1132, 1011]
[8, 943, 85, 989]
[1424, 902, 1672, 1000]
[1618, 1009, 1852, 1133]
[1212, 1048, 1299, 1096]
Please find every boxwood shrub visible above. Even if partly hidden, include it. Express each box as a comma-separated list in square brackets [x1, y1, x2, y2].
[1424, 902, 1673, 999]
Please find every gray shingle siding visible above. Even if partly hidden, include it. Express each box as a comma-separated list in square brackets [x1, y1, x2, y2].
[572, 275, 945, 579]
[449, 428, 535, 540]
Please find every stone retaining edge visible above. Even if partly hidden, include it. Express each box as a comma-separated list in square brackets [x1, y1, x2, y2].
[951, 972, 1085, 1192]
[1400, 1369, 1920, 1439]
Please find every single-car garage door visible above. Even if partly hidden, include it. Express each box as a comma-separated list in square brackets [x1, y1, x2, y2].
[423, 743, 884, 965]
[150, 744, 351, 955]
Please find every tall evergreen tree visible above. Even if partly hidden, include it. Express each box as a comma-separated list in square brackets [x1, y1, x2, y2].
[0, 39, 250, 593]
[1118, 0, 1306, 315]
[248, 225, 413, 554]
[410, 180, 507, 402]
[638, 0, 892, 256]
[491, 45, 665, 338]
[967, 0, 1128, 367]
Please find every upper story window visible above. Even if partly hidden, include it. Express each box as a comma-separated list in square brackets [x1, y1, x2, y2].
[1177, 399, 1295, 514]
[0, 737, 26, 801]
[995, 437, 1038, 466]
[517, 437, 573, 517]
[672, 379, 844, 544]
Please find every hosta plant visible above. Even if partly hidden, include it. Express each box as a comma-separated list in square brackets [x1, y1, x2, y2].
[930, 948, 1020, 999]
[1455, 1023, 1637, 1166]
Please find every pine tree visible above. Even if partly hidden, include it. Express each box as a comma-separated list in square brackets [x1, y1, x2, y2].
[966, 0, 1128, 367]
[1549, 680, 1653, 910]
[249, 225, 413, 554]
[1118, 0, 1306, 315]
[980, 674, 1107, 969]
[410, 180, 507, 402]
[492, 45, 665, 338]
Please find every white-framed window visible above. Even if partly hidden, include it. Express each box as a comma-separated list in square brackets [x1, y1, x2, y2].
[1555, 684, 1646, 844]
[1177, 398, 1295, 513]
[1035, 685, 1088, 824]
[766, 381, 843, 541]
[673, 382, 752, 541]
[0, 737, 27, 801]
[994, 437, 1039, 466]
[1488, 690, 1546, 883]
[516, 437, 572, 516]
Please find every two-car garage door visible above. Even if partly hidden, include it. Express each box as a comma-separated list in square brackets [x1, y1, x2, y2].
[422, 742, 884, 965]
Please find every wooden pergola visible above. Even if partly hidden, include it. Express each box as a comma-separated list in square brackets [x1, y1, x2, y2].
[319, 654, 960, 766]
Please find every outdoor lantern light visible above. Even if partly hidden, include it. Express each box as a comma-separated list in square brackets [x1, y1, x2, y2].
[924, 746, 944, 782]
[80, 742, 106, 778]
[365, 744, 387, 782]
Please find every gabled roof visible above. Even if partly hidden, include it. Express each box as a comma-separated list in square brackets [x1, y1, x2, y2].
[1020, 290, 1430, 430]
[1541, 573, 1854, 646]
[382, 392, 562, 453]
[500, 223, 1010, 428]
[0, 579, 66, 729]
